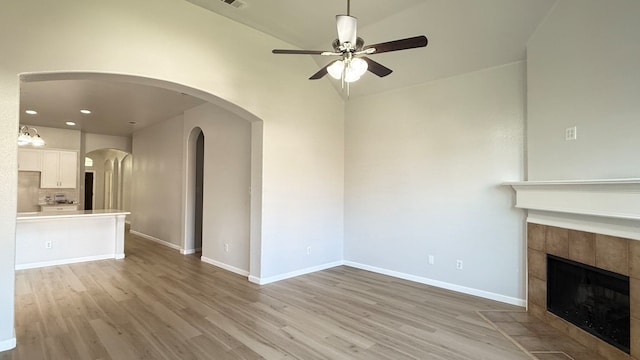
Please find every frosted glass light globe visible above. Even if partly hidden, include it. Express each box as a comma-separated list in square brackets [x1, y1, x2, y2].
[327, 60, 344, 80]
[344, 58, 368, 83]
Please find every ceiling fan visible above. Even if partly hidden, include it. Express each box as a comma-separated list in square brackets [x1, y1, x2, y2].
[272, 0, 428, 87]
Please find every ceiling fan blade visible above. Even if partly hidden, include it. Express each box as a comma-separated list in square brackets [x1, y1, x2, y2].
[273, 49, 328, 55]
[336, 15, 357, 45]
[363, 35, 428, 54]
[309, 63, 333, 80]
[361, 57, 393, 77]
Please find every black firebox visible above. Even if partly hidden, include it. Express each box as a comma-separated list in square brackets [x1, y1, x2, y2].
[547, 254, 630, 354]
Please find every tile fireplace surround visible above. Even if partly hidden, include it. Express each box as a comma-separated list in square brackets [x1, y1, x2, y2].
[507, 179, 640, 360]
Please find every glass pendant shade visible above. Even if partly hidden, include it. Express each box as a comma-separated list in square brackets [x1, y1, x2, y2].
[344, 57, 368, 83]
[327, 60, 344, 79]
[17, 133, 32, 146]
[31, 134, 45, 147]
[18, 125, 46, 146]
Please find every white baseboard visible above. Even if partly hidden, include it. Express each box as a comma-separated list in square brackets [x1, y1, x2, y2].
[181, 247, 203, 255]
[249, 261, 344, 285]
[343, 261, 526, 307]
[0, 331, 16, 352]
[130, 230, 183, 252]
[200, 256, 249, 277]
[15, 254, 116, 270]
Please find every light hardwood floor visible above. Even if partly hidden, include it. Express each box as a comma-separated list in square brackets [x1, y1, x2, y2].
[1, 231, 534, 360]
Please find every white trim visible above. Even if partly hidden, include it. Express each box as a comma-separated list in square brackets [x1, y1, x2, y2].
[15, 254, 116, 270]
[115, 253, 125, 260]
[249, 261, 344, 285]
[130, 230, 182, 251]
[505, 179, 640, 221]
[0, 332, 16, 352]
[181, 249, 196, 255]
[506, 179, 640, 240]
[343, 261, 526, 307]
[527, 210, 640, 241]
[200, 256, 249, 277]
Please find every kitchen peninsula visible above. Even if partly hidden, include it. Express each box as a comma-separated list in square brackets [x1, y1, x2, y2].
[16, 209, 130, 270]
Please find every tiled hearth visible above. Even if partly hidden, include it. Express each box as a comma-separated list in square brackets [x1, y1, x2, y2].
[527, 224, 640, 360]
[506, 179, 640, 360]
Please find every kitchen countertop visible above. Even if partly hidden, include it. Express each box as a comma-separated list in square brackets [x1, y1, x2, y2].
[17, 209, 131, 221]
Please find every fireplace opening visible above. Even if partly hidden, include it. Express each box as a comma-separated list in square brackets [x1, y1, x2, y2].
[547, 254, 630, 353]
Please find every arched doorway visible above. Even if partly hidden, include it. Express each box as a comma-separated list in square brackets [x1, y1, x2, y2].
[85, 149, 132, 212]
[184, 127, 205, 254]
[18, 71, 263, 279]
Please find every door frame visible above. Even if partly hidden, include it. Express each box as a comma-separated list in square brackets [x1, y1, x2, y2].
[84, 170, 96, 210]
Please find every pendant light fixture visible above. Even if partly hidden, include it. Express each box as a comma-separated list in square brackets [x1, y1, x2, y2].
[17, 125, 46, 147]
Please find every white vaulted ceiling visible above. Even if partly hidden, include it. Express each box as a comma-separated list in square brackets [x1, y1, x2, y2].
[19, 0, 557, 136]
[184, 0, 557, 97]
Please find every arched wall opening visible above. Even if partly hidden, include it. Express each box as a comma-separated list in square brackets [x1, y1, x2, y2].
[19, 71, 264, 279]
[184, 127, 204, 254]
[85, 148, 132, 213]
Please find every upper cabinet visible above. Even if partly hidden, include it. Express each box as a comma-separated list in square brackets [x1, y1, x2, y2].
[18, 148, 43, 171]
[41, 150, 78, 188]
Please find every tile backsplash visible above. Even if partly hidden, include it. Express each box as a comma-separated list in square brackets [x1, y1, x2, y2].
[17, 171, 78, 212]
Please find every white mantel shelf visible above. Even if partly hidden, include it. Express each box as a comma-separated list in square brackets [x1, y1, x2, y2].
[505, 179, 640, 240]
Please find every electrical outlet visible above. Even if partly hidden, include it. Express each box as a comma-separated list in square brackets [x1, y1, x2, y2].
[45, 241, 52, 249]
[224, 243, 229, 252]
[565, 126, 577, 140]
[306, 246, 311, 255]
[428, 255, 435, 265]
[456, 260, 463, 270]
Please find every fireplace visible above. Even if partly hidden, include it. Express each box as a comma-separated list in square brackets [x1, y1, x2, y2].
[507, 179, 640, 360]
[547, 254, 630, 353]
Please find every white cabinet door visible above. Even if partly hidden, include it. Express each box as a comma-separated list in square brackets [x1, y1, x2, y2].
[41, 150, 78, 188]
[18, 149, 42, 171]
[41, 151, 60, 188]
[58, 151, 78, 188]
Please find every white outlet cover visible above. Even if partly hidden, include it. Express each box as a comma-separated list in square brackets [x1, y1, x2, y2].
[565, 126, 577, 140]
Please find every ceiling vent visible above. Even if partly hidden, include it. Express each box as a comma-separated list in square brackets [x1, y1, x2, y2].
[221, 0, 245, 9]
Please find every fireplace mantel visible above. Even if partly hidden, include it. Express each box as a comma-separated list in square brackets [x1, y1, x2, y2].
[505, 179, 640, 241]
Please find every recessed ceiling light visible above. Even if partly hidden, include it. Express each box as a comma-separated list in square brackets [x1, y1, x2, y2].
[25, 110, 38, 115]
[66, 121, 76, 126]
[80, 109, 91, 114]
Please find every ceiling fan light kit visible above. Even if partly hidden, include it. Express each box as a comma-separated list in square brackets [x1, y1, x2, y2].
[272, 0, 428, 94]
[328, 57, 368, 83]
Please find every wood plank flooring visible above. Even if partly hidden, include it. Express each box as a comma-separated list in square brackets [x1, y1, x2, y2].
[2, 231, 534, 360]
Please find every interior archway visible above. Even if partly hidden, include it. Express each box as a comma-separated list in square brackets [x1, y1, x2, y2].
[184, 127, 204, 254]
[19, 71, 263, 279]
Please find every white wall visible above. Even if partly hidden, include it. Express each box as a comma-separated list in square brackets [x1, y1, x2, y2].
[527, 0, 640, 180]
[345, 63, 526, 303]
[131, 115, 184, 246]
[0, 0, 344, 347]
[20, 125, 81, 151]
[121, 155, 133, 214]
[84, 133, 131, 153]
[184, 103, 251, 273]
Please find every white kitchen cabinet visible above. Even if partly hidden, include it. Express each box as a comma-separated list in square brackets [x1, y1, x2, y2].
[18, 148, 42, 171]
[41, 150, 78, 188]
